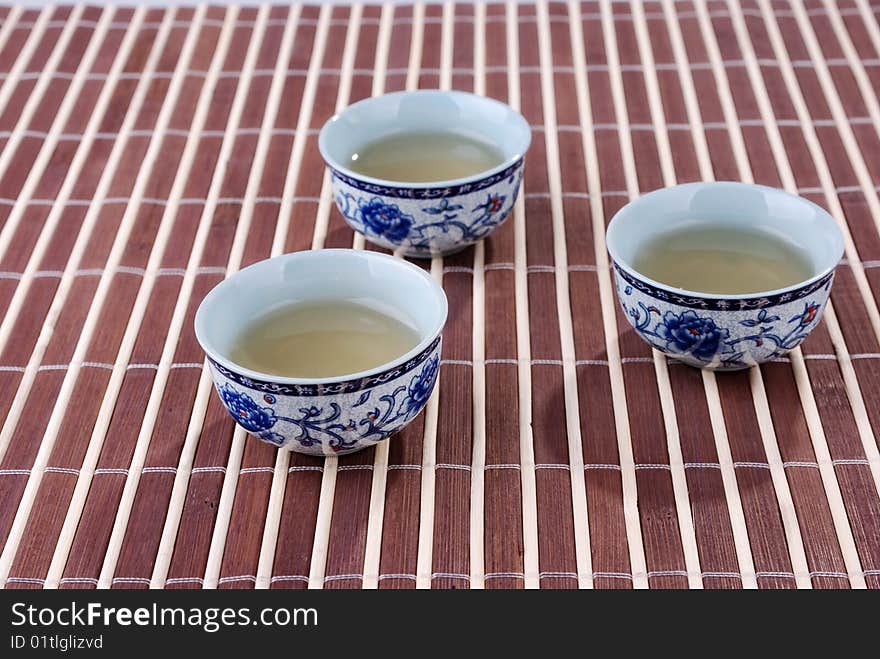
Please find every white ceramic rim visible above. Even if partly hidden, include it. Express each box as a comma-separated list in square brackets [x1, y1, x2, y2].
[318, 89, 532, 189]
[194, 249, 448, 385]
[605, 181, 846, 300]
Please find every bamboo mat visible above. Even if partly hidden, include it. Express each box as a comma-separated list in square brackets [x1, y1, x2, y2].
[0, 0, 878, 591]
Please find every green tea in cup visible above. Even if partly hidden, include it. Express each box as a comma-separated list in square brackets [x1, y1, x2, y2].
[346, 130, 505, 182]
[633, 224, 814, 295]
[229, 300, 420, 378]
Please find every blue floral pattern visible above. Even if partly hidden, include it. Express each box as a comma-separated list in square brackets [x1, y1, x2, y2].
[621, 287, 829, 369]
[615, 260, 833, 369]
[359, 199, 414, 243]
[258, 431, 286, 446]
[403, 192, 514, 252]
[656, 310, 729, 361]
[220, 384, 277, 433]
[359, 355, 440, 443]
[212, 348, 442, 455]
[405, 354, 438, 416]
[331, 160, 524, 256]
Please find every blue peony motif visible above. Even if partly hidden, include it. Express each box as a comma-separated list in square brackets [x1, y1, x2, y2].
[359, 199, 413, 242]
[216, 348, 444, 453]
[404, 355, 439, 417]
[656, 310, 729, 361]
[220, 383, 278, 432]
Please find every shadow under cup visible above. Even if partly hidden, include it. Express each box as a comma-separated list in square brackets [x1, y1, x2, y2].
[195, 249, 448, 455]
[605, 182, 845, 370]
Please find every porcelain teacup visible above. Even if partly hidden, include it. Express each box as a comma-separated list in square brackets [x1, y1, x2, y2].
[195, 249, 448, 455]
[606, 182, 845, 370]
[319, 90, 531, 258]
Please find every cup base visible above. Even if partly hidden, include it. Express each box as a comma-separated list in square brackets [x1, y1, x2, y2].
[680, 362, 751, 372]
[361, 235, 474, 259]
[281, 437, 388, 456]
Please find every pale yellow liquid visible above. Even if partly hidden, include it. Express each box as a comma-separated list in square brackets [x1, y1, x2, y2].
[230, 301, 421, 378]
[347, 131, 506, 182]
[633, 225, 814, 295]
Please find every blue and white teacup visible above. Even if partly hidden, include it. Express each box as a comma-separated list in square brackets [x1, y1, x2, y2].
[195, 249, 447, 455]
[319, 90, 531, 257]
[606, 182, 845, 370]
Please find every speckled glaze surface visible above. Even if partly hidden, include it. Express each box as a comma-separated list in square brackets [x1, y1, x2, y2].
[195, 249, 448, 455]
[207, 338, 441, 455]
[605, 182, 845, 370]
[329, 160, 523, 256]
[319, 90, 531, 257]
[613, 264, 833, 370]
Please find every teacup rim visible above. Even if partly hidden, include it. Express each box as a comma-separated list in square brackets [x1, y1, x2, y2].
[605, 181, 845, 301]
[194, 249, 448, 386]
[318, 89, 532, 189]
